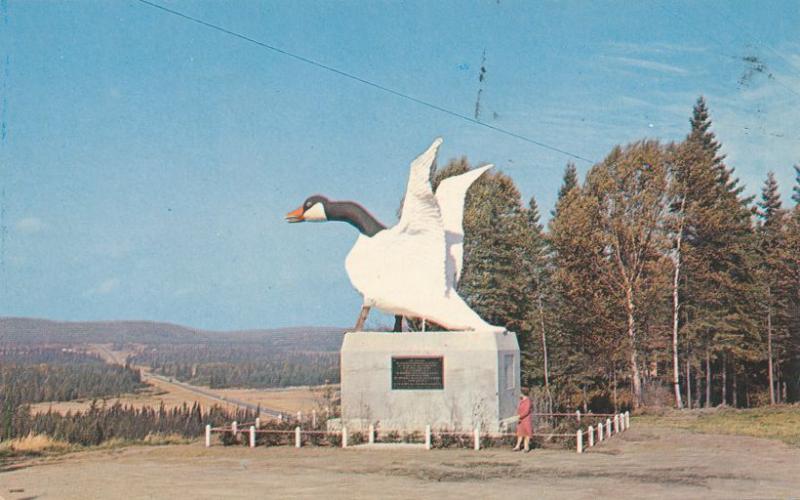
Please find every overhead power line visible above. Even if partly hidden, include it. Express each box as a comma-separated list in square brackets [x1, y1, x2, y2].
[135, 0, 594, 164]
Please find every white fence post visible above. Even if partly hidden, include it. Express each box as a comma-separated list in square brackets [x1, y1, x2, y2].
[342, 426, 348, 448]
[312, 410, 317, 428]
[625, 411, 630, 429]
[368, 424, 375, 445]
[425, 425, 431, 450]
[473, 424, 481, 451]
[576, 410, 581, 424]
[297, 411, 302, 423]
[576, 429, 583, 454]
[205, 424, 211, 448]
[232, 421, 238, 435]
[587, 425, 594, 447]
[295, 426, 301, 448]
[598, 421, 604, 441]
[249, 426, 256, 448]
[614, 415, 619, 434]
[255, 417, 261, 429]
[606, 418, 612, 437]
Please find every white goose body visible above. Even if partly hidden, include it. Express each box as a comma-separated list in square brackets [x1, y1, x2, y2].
[345, 139, 497, 331]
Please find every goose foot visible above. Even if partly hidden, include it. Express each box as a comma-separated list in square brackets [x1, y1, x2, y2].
[354, 306, 371, 331]
[393, 315, 403, 332]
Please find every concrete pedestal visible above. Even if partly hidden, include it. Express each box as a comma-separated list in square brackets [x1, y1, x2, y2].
[339, 330, 520, 434]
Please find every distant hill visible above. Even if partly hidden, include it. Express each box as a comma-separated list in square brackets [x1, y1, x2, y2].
[0, 317, 345, 351]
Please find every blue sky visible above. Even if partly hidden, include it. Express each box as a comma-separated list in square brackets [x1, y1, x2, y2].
[1, 0, 799, 330]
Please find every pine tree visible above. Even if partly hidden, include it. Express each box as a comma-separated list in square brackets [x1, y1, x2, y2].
[757, 172, 782, 221]
[549, 179, 615, 410]
[792, 164, 800, 206]
[682, 96, 758, 407]
[552, 162, 579, 218]
[688, 97, 724, 165]
[558, 162, 579, 200]
[756, 172, 790, 404]
[520, 196, 551, 402]
[785, 205, 800, 401]
[459, 169, 531, 335]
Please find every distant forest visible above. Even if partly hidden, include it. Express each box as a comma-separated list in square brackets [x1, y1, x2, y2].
[130, 344, 339, 388]
[440, 96, 800, 411]
[0, 345, 145, 406]
[0, 345, 261, 445]
[4, 401, 257, 446]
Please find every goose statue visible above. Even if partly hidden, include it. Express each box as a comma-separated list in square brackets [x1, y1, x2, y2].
[286, 138, 500, 332]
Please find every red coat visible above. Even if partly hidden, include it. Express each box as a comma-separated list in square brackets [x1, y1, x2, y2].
[516, 396, 533, 437]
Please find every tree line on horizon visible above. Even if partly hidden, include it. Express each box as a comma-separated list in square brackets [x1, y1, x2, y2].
[3, 400, 257, 446]
[0, 345, 146, 434]
[0, 345, 259, 445]
[130, 344, 339, 389]
[441, 96, 799, 411]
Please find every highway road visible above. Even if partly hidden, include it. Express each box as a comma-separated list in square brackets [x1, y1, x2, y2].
[91, 344, 285, 419]
[145, 372, 284, 418]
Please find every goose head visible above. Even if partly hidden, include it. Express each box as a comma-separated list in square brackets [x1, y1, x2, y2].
[286, 195, 330, 223]
[286, 196, 386, 236]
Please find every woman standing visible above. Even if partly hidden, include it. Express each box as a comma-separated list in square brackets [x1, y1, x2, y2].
[513, 388, 533, 452]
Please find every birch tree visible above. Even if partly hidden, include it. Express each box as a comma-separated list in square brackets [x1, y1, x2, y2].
[584, 140, 670, 408]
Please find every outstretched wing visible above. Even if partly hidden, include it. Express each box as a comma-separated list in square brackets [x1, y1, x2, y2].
[434, 164, 493, 289]
[396, 138, 447, 295]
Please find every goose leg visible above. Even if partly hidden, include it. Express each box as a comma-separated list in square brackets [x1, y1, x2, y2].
[393, 315, 403, 332]
[354, 306, 371, 332]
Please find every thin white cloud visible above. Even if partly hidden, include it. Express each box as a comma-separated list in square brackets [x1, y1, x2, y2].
[605, 56, 689, 75]
[606, 41, 709, 55]
[85, 278, 120, 296]
[15, 216, 45, 233]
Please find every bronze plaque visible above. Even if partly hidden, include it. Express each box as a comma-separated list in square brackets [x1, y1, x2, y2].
[391, 356, 444, 390]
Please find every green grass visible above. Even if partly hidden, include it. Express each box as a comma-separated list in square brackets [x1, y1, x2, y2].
[640, 405, 800, 446]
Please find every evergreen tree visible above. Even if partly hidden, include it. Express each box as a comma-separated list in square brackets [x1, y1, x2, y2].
[549, 167, 621, 411]
[552, 162, 579, 217]
[757, 172, 782, 221]
[558, 162, 579, 200]
[459, 170, 531, 335]
[793, 164, 800, 206]
[520, 196, 552, 401]
[683, 96, 758, 407]
[756, 172, 790, 404]
[785, 204, 800, 400]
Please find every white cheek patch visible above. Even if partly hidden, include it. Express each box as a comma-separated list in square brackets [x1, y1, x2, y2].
[304, 202, 327, 222]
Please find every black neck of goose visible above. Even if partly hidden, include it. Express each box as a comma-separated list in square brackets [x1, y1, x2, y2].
[327, 201, 385, 237]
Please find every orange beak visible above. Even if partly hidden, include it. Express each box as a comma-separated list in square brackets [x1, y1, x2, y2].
[285, 206, 305, 223]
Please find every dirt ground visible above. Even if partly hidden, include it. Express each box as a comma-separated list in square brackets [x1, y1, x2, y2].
[2, 422, 799, 499]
